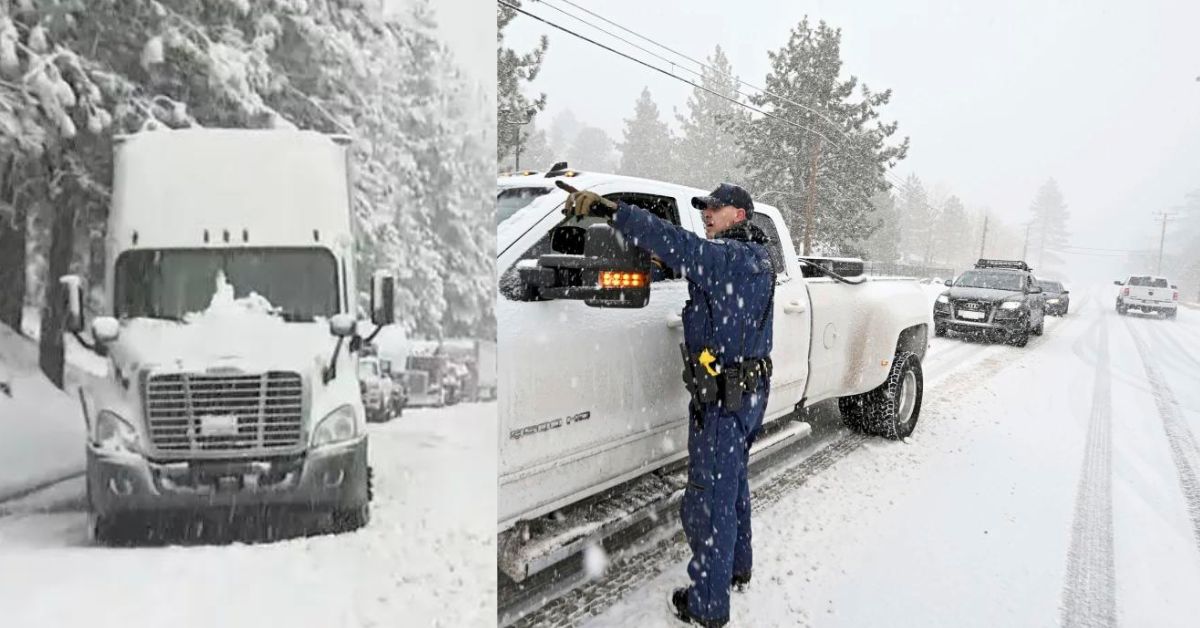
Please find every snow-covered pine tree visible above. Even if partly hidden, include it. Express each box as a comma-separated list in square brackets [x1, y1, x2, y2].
[497, 0, 547, 168]
[739, 17, 908, 255]
[567, 126, 616, 173]
[1028, 178, 1070, 271]
[674, 46, 748, 189]
[617, 87, 674, 181]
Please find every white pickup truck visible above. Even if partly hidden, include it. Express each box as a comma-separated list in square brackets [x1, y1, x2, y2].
[1115, 275, 1179, 319]
[496, 169, 930, 578]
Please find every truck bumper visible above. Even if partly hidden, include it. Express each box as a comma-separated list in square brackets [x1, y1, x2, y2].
[934, 311, 1027, 334]
[87, 437, 369, 517]
[1120, 297, 1176, 313]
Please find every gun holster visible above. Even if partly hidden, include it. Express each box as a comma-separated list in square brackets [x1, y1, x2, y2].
[682, 344, 772, 419]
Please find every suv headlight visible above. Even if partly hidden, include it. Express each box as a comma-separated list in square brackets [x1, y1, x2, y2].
[936, 295, 949, 304]
[95, 410, 142, 454]
[1000, 301, 1023, 310]
[313, 404, 357, 447]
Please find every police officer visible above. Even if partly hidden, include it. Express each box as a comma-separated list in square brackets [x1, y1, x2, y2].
[561, 183, 774, 628]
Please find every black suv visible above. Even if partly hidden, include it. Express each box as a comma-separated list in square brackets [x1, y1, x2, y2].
[1037, 279, 1070, 316]
[933, 259, 1047, 347]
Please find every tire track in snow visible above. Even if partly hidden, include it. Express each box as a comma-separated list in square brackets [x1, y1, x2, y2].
[1060, 317, 1117, 628]
[1124, 319, 1200, 553]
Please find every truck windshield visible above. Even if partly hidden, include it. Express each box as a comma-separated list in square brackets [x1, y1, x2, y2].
[497, 186, 553, 226]
[115, 247, 339, 321]
[954, 270, 1023, 291]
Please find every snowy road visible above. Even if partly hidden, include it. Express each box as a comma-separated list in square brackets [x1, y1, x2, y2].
[0, 403, 497, 628]
[560, 288, 1200, 627]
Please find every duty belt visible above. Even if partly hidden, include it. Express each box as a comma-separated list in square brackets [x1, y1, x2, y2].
[681, 344, 772, 413]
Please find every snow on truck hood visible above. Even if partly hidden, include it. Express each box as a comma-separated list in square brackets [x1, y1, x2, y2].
[109, 276, 336, 376]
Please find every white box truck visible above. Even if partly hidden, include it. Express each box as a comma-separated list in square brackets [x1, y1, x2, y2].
[61, 128, 398, 542]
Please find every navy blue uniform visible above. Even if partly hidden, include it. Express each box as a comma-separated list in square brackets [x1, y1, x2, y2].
[612, 201, 774, 625]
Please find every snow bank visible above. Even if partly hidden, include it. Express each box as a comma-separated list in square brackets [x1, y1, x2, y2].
[0, 323, 87, 501]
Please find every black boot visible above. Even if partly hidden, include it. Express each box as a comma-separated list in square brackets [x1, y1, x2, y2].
[667, 588, 728, 627]
[732, 571, 751, 592]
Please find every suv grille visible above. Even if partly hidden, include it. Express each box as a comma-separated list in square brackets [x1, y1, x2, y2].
[144, 372, 304, 455]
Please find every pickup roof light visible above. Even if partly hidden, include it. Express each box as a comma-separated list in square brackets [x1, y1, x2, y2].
[600, 271, 646, 289]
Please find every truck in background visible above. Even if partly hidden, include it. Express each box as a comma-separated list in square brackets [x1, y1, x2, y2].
[60, 128, 398, 542]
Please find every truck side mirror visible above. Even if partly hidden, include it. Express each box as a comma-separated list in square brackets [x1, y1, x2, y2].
[60, 275, 85, 333]
[520, 223, 652, 309]
[1113, 280, 1123, 286]
[329, 313, 356, 337]
[371, 271, 396, 326]
[92, 317, 120, 344]
[943, 279, 953, 287]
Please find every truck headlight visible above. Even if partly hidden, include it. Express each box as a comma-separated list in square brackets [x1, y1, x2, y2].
[1000, 301, 1023, 310]
[95, 411, 142, 454]
[313, 404, 357, 447]
[936, 295, 949, 304]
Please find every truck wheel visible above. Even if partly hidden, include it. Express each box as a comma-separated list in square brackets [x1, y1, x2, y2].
[1116, 301, 1127, 315]
[1166, 309, 1177, 320]
[840, 351, 923, 440]
[90, 513, 135, 546]
[1033, 318, 1044, 336]
[331, 505, 370, 533]
[1008, 328, 1030, 347]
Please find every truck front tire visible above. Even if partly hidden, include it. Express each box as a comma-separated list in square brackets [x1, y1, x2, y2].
[838, 351, 923, 440]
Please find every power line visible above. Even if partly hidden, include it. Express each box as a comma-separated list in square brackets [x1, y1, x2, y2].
[543, 0, 917, 196]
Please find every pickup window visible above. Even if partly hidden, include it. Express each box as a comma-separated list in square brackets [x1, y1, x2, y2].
[500, 192, 682, 300]
[749, 214, 785, 277]
[1128, 276, 1168, 288]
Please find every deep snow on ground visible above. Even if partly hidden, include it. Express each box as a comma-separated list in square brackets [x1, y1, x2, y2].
[0, 321, 100, 499]
[587, 286, 1200, 627]
[0, 402, 497, 628]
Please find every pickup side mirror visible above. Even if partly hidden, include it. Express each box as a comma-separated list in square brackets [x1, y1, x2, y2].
[1062, 289, 1070, 295]
[60, 275, 85, 333]
[1113, 280, 1123, 286]
[370, 271, 396, 326]
[1171, 284, 1178, 290]
[519, 222, 652, 308]
[943, 279, 953, 287]
[92, 317, 120, 344]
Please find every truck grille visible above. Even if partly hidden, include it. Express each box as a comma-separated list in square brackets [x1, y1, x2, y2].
[404, 371, 429, 394]
[144, 372, 305, 455]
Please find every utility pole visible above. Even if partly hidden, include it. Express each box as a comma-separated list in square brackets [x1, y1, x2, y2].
[1155, 212, 1177, 275]
[802, 136, 823, 256]
[499, 108, 536, 171]
[1021, 222, 1033, 261]
[978, 215, 989, 258]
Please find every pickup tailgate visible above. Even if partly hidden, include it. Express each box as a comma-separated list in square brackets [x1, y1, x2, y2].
[1128, 285, 1171, 303]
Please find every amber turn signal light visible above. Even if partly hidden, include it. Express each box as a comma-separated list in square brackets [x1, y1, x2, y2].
[599, 271, 647, 289]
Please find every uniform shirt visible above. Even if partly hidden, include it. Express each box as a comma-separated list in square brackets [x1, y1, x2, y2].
[612, 202, 774, 366]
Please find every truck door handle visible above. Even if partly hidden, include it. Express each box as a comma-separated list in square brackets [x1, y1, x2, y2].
[784, 300, 807, 314]
[667, 313, 684, 329]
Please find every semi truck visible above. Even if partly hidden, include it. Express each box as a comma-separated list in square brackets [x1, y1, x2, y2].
[496, 169, 931, 582]
[61, 128, 397, 542]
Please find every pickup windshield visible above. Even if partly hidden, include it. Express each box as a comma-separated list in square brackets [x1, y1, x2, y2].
[115, 247, 339, 321]
[498, 186, 553, 226]
[954, 270, 1023, 291]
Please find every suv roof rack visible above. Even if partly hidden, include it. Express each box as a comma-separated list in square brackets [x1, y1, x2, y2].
[975, 258, 1031, 272]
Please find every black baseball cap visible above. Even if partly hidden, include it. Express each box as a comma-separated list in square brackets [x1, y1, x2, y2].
[691, 183, 754, 217]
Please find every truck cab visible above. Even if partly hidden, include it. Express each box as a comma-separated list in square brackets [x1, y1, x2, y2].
[63, 129, 397, 541]
[497, 169, 929, 535]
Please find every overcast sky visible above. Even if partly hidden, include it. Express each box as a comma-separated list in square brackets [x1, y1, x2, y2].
[387, 0, 493, 92]
[504, 0, 1200, 269]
